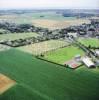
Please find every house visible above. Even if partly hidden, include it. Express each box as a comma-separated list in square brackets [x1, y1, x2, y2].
[68, 32, 77, 38]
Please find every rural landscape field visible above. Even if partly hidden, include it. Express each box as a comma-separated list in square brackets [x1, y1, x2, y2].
[0, 11, 90, 30]
[0, 49, 99, 100]
[0, 0, 99, 100]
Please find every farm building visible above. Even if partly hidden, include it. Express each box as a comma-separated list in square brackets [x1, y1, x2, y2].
[82, 57, 95, 68]
[64, 59, 81, 69]
[74, 54, 81, 61]
[67, 32, 77, 38]
[95, 50, 99, 56]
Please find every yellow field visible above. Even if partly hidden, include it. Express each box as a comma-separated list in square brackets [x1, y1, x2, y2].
[17, 40, 69, 55]
[0, 15, 18, 19]
[0, 74, 16, 95]
[0, 14, 91, 30]
[32, 19, 90, 30]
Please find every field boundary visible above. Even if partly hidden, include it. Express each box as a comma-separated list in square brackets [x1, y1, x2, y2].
[36, 56, 65, 67]
[40, 44, 72, 56]
[36, 56, 79, 69]
[36, 55, 83, 69]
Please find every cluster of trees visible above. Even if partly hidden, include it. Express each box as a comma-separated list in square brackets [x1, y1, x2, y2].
[0, 29, 10, 34]
[0, 19, 99, 47]
[88, 45, 99, 49]
[62, 13, 95, 18]
[0, 22, 49, 33]
[59, 19, 99, 37]
[1, 31, 66, 47]
[0, 22, 67, 47]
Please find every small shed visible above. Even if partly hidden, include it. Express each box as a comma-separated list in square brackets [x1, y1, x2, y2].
[75, 54, 81, 61]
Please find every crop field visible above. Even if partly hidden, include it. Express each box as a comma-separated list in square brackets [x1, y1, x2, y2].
[0, 49, 99, 100]
[43, 45, 84, 64]
[0, 84, 44, 100]
[78, 38, 99, 47]
[32, 19, 90, 30]
[17, 40, 69, 55]
[0, 32, 39, 41]
[30, 12, 76, 20]
[0, 12, 90, 29]
[0, 12, 76, 23]
[0, 74, 16, 95]
[0, 14, 32, 24]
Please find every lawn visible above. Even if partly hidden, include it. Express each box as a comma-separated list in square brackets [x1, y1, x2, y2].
[0, 49, 99, 100]
[78, 38, 99, 47]
[0, 32, 39, 41]
[43, 45, 84, 64]
[17, 40, 69, 55]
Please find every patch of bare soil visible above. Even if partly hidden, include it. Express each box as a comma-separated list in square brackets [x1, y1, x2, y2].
[0, 74, 16, 95]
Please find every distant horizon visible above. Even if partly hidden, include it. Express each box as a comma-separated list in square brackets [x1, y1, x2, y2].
[0, 0, 99, 10]
[0, 8, 99, 10]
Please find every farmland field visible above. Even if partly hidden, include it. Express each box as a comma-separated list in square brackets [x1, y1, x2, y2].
[0, 49, 99, 100]
[0, 12, 90, 29]
[0, 12, 77, 23]
[0, 32, 39, 41]
[78, 38, 99, 47]
[32, 19, 90, 30]
[0, 74, 16, 95]
[17, 40, 69, 55]
[0, 84, 45, 100]
[43, 45, 84, 64]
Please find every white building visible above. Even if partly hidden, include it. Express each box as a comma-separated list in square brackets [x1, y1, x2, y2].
[95, 50, 99, 56]
[68, 32, 77, 38]
[75, 54, 81, 62]
[82, 57, 95, 68]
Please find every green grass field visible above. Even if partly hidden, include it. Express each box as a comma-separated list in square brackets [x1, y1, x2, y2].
[0, 32, 39, 41]
[29, 12, 77, 21]
[78, 38, 99, 47]
[43, 46, 84, 64]
[0, 49, 99, 100]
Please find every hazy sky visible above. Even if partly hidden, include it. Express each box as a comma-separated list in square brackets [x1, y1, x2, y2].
[0, 0, 99, 9]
